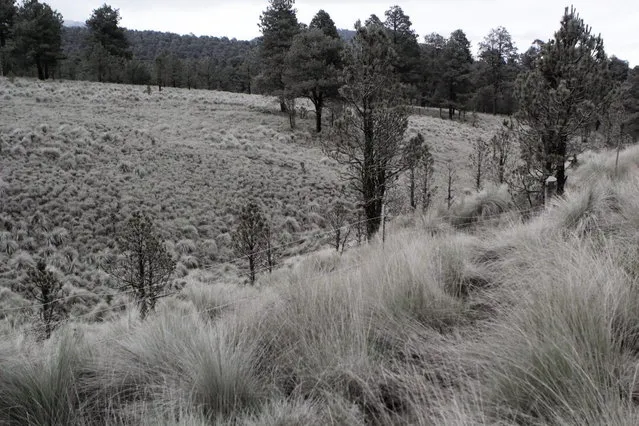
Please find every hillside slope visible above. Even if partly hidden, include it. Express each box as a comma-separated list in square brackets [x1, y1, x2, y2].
[0, 78, 503, 309]
[1, 135, 639, 423]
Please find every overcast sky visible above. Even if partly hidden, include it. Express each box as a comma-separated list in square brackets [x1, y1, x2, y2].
[48, 0, 638, 66]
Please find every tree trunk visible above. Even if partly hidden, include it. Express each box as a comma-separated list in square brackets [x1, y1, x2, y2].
[449, 106, 455, 120]
[36, 58, 44, 80]
[266, 234, 274, 273]
[362, 110, 383, 240]
[364, 197, 383, 240]
[248, 255, 256, 285]
[475, 157, 482, 191]
[555, 136, 568, 195]
[409, 167, 416, 209]
[422, 171, 432, 211]
[315, 99, 323, 133]
[447, 170, 454, 210]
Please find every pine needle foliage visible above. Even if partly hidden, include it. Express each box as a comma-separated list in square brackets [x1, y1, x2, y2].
[105, 211, 176, 320]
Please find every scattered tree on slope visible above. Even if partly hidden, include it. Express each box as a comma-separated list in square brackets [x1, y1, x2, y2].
[325, 22, 408, 239]
[516, 6, 609, 196]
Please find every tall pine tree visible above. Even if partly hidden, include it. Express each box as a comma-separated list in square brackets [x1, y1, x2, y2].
[325, 21, 408, 239]
[477, 27, 519, 114]
[309, 9, 339, 39]
[516, 6, 609, 195]
[13, 0, 63, 80]
[258, 0, 299, 112]
[383, 5, 420, 92]
[439, 29, 474, 119]
[284, 9, 342, 133]
[0, 0, 17, 75]
[86, 4, 131, 82]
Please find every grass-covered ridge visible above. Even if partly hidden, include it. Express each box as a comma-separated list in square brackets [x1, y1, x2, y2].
[2, 112, 639, 424]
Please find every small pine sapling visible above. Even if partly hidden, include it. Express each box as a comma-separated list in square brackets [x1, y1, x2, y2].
[25, 260, 67, 339]
[233, 201, 269, 285]
[104, 211, 176, 320]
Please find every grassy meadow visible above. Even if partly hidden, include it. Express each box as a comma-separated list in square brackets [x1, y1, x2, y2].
[4, 77, 639, 425]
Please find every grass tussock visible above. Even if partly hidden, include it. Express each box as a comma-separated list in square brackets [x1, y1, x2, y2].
[445, 184, 517, 228]
[84, 309, 266, 422]
[572, 144, 639, 184]
[0, 332, 90, 425]
[548, 179, 626, 236]
[480, 237, 639, 424]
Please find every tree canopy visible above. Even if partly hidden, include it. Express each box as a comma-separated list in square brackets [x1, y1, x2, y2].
[284, 27, 342, 132]
[258, 0, 299, 109]
[516, 6, 609, 195]
[477, 27, 519, 114]
[326, 22, 408, 239]
[13, 0, 63, 80]
[309, 9, 339, 39]
[0, 0, 16, 47]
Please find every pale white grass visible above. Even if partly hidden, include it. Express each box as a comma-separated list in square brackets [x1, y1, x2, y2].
[475, 236, 639, 424]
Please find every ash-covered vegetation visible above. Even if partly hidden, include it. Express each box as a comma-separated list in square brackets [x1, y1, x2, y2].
[1, 0, 639, 424]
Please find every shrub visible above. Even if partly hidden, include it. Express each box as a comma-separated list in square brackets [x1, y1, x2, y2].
[176, 239, 197, 255]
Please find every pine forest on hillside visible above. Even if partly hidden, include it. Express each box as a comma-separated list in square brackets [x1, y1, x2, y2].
[1, 0, 639, 424]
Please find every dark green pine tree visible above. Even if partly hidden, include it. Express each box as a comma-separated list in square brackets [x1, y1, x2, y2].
[516, 6, 609, 195]
[284, 9, 342, 133]
[258, 0, 299, 112]
[439, 29, 474, 119]
[0, 0, 17, 75]
[608, 56, 630, 83]
[383, 5, 420, 91]
[623, 66, 639, 141]
[86, 4, 131, 82]
[0, 0, 15, 48]
[477, 27, 519, 115]
[419, 32, 446, 107]
[24, 260, 67, 339]
[233, 201, 269, 285]
[309, 9, 339, 39]
[106, 212, 176, 320]
[327, 22, 408, 239]
[13, 0, 63, 80]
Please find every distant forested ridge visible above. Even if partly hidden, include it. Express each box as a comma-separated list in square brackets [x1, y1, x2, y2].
[55, 24, 357, 94]
[59, 26, 257, 92]
[62, 27, 253, 62]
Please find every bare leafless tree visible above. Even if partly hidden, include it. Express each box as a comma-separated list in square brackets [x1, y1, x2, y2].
[326, 197, 355, 253]
[445, 159, 457, 210]
[469, 137, 489, 191]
